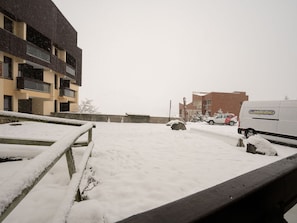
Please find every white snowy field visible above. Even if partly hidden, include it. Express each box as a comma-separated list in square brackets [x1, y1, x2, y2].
[0, 121, 297, 223]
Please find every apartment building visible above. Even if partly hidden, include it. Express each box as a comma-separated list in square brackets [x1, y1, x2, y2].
[0, 0, 82, 115]
[180, 91, 249, 121]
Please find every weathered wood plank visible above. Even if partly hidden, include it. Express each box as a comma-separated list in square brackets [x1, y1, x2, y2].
[118, 154, 297, 223]
[0, 137, 88, 147]
[0, 123, 94, 222]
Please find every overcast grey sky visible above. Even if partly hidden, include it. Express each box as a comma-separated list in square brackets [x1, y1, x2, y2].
[52, 0, 297, 116]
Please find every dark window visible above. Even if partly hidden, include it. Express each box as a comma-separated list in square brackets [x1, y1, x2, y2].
[55, 75, 58, 89]
[18, 64, 43, 81]
[60, 102, 70, 112]
[18, 99, 32, 114]
[60, 78, 70, 88]
[26, 25, 51, 52]
[66, 52, 76, 68]
[4, 16, 13, 33]
[3, 56, 13, 79]
[54, 100, 58, 112]
[4, 95, 13, 111]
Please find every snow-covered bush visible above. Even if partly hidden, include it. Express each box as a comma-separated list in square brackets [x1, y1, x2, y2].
[247, 135, 278, 156]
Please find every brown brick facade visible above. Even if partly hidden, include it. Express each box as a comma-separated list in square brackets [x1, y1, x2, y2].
[180, 92, 248, 121]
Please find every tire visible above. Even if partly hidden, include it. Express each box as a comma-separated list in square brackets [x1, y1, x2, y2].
[245, 129, 255, 138]
[209, 120, 214, 125]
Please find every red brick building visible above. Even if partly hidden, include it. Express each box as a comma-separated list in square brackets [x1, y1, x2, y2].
[179, 91, 248, 121]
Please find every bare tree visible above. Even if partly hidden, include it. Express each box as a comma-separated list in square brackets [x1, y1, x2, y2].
[79, 98, 98, 113]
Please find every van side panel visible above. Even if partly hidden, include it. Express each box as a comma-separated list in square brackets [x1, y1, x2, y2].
[277, 101, 297, 137]
[239, 101, 280, 134]
[238, 100, 297, 146]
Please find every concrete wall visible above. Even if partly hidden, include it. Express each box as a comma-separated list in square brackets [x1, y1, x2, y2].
[51, 112, 179, 124]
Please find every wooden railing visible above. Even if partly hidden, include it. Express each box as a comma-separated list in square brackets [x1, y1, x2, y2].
[0, 111, 96, 222]
[118, 153, 297, 223]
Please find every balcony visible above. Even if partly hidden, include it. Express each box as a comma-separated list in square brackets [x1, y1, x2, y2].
[26, 44, 50, 63]
[66, 64, 76, 76]
[60, 87, 75, 98]
[17, 77, 50, 93]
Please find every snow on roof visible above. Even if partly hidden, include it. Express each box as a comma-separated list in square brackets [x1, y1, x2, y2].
[192, 91, 208, 96]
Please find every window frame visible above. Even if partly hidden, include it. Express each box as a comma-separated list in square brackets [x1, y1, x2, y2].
[4, 95, 13, 111]
[4, 16, 14, 33]
[3, 56, 13, 79]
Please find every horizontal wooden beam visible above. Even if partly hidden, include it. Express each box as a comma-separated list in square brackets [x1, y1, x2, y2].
[0, 138, 54, 146]
[0, 137, 88, 147]
[118, 153, 297, 223]
[0, 111, 96, 127]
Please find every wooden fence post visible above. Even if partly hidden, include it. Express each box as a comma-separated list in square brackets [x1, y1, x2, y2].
[88, 128, 93, 145]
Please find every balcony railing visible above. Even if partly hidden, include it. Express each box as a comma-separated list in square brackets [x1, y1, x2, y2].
[17, 77, 50, 93]
[60, 87, 75, 98]
[26, 44, 50, 63]
[66, 64, 76, 76]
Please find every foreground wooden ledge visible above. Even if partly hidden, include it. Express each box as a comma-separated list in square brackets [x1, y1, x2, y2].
[118, 153, 297, 223]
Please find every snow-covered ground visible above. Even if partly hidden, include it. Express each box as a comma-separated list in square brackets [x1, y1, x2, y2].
[0, 121, 297, 223]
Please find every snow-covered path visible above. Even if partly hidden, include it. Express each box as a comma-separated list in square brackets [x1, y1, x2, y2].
[0, 121, 296, 223]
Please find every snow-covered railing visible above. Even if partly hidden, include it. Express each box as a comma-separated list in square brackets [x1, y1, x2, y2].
[0, 111, 95, 222]
[0, 110, 96, 127]
[118, 153, 297, 223]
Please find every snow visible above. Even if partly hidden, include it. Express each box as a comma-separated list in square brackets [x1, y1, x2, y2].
[0, 111, 91, 127]
[166, 119, 185, 126]
[0, 121, 297, 222]
[0, 122, 93, 221]
[247, 134, 278, 156]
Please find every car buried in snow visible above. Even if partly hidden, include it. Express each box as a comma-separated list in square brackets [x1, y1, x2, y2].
[205, 113, 237, 126]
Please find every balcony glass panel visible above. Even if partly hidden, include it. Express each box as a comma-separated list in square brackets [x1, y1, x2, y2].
[60, 88, 75, 98]
[66, 65, 76, 76]
[17, 77, 50, 93]
[26, 44, 50, 63]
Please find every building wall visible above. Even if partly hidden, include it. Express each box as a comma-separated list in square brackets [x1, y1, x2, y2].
[0, 0, 82, 85]
[180, 91, 249, 120]
[51, 112, 180, 124]
[0, 1, 82, 115]
[205, 92, 248, 116]
[0, 78, 3, 110]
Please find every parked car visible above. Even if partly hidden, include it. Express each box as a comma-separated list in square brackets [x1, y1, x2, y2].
[205, 113, 237, 126]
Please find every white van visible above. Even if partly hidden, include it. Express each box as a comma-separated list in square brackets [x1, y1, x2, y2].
[238, 100, 297, 147]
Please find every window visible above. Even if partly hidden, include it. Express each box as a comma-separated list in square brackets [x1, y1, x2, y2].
[18, 64, 43, 81]
[60, 102, 70, 112]
[4, 95, 12, 111]
[26, 25, 51, 52]
[54, 100, 58, 112]
[4, 16, 13, 33]
[54, 48, 58, 56]
[3, 56, 13, 79]
[60, 78, 70, 88]
[66, 52, 76, 68]
[55, 75, 58, 89]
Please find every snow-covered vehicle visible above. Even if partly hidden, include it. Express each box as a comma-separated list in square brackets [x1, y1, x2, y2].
[205, 113, 237, 126]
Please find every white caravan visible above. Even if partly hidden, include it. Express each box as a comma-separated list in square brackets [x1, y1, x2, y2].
[238, 100, 297, 147]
